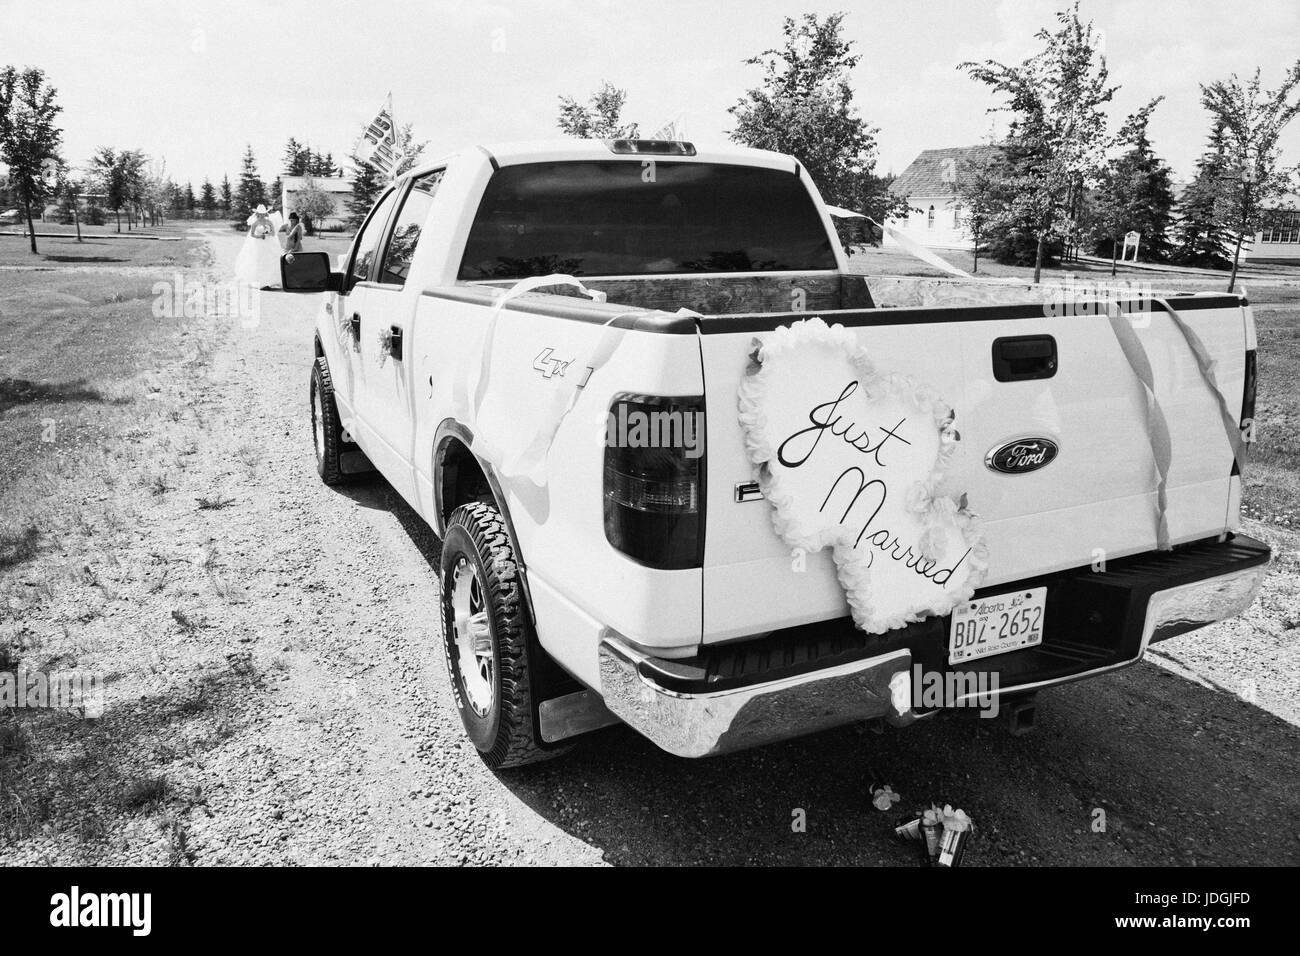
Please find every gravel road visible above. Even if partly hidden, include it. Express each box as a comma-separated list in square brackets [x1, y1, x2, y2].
[4, 227, 1297, 867]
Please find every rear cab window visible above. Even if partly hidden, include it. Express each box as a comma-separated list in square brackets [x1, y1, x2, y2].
[458, 161, 837, 280]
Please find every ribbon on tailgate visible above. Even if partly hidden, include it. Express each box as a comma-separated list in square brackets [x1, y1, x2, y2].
[869, 229, 1246, 553]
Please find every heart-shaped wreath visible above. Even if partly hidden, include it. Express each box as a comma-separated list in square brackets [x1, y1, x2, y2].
[737, 317, 988, 633]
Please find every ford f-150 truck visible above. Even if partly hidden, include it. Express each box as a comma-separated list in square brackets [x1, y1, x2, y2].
[281, 138, 1269, 768]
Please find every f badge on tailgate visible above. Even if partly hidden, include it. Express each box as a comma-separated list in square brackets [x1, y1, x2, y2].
[985, 437, 1058, 475]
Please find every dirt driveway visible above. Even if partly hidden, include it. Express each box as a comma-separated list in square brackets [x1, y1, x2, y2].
[3, 227, 1298, 866]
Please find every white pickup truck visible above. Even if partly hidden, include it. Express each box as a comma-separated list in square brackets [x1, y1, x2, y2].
[282, 139, 1269, 768]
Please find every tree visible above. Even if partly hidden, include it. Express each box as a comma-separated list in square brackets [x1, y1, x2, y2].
[292, 177, 335, 234]
[557, 81, 638, 138]
[1090, 99, 1176, 270]
[139, 158, 170, 227]
[269, 175, 283, 209]
[89, 146, 142, 232]
[0, 65, 63, 253]
[219, 173, 233, 216]
[199, 178, 217, 219]
[55, 174, 83, 239]
[729, 13, 887, 215]
[233, 145, 266, 222]
[393, 123, 426, 177]
[962, 4, 1117, 281]
[283, 137, 310, 175]
[1198, 63, 1300, 291]
[952, 147, 1005, 273]
[345, 154, 382, 229]
[1173, 122, 1234, 268]
[182, 181, 196, 217]
[308, 151, 337, 177]
[119, 150, 146, 228]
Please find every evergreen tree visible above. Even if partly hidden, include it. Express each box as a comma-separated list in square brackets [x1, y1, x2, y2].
[183, 181, 196, 216]
[346, 155, 382, 229]
[1173, 121, 1234, 268]
[233, 145, 265, 221]
[283, 137, 310, 175]
[199, 178, 217, 219]
[219, 174, 233, 215]
[1090, 99, 1176, 264]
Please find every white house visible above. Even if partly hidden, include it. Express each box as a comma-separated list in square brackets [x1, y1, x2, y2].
[1242, 193, 1300, 264]
[885, 145, 1000, 250]
[281, 174, 354, 232]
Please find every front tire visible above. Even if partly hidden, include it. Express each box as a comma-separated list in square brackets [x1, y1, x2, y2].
[310, 357, 345, 485]
[439, 502, 552, 769]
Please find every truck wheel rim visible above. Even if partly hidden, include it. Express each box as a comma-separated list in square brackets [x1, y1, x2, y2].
[451, 556, 494, 717]
[311, 383, 325, 462]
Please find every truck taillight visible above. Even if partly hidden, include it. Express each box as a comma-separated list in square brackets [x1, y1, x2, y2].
[603, 395, 705, 570]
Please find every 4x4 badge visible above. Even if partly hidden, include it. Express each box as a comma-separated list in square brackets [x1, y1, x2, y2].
[533, 348, 572, 379]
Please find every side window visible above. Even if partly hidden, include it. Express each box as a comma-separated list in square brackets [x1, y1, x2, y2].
[380, 169, 444, 286]
[349, 188, 400, 286]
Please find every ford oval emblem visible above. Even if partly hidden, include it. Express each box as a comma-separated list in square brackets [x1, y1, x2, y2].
[985, 437, 1058, 475]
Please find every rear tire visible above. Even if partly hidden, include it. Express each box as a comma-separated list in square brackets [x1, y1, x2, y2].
[439, 502, 554, 769]
[310, 357, 345, 485]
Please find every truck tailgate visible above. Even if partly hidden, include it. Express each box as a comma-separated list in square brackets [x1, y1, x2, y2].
[699, 296, 1247, 643]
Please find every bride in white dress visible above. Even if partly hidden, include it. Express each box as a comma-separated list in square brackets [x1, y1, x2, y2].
[235, 204, 284, 289]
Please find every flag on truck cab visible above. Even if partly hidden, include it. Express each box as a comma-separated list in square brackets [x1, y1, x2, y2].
[650, 112, 686, 141]
[356, 93, 402, 178]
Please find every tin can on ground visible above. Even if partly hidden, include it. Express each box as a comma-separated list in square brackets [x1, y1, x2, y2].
[893, 812, 922, 842]
[937, 818, 972, 867]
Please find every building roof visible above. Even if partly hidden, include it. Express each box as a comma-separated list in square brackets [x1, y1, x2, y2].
[889, 145, 1001, 199]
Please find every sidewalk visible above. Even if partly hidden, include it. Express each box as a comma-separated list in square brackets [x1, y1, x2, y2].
[1073, 252, 1300, 284]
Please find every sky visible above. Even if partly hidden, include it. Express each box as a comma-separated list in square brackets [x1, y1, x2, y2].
[2, 0, 1298, 189]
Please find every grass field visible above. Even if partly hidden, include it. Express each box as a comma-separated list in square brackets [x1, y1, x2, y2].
[1244, 290, 1300, 527]
[0, 221, 207, 269]
[0, 220, 353, 269]
[0, 232, 214, 568]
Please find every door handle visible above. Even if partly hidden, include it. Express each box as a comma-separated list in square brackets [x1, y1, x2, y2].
[350, 312, 361, 341]
[389, 325, 403, 361]
[992, 335, 1057, 382]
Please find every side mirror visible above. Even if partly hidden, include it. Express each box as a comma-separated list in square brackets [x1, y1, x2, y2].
[281, 251, 343, 293]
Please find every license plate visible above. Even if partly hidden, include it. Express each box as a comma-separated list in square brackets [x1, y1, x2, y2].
[948, 587, 1047, 664]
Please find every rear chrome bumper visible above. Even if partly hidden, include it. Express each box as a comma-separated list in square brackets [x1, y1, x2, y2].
[1141, 564, 1266, 650]
[598, 539, 1269, 758]
[598, 639, 913, 758]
